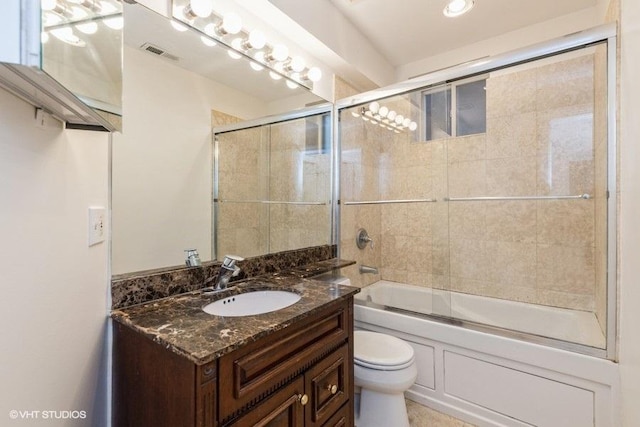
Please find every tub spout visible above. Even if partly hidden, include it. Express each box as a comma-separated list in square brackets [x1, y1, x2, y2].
[359, 265, 379, 275]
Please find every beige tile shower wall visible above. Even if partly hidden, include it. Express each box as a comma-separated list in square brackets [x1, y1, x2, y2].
[379, 97, 449, 288]
[269, 118, 332, 253]
[447, 53, 601, 311]
[340, 112, 384, 287]
[216, 126, 270, 258]
[340, 53, 605, 314]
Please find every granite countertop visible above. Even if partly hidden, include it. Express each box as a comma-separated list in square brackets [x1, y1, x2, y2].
[111, 275, 360, 365]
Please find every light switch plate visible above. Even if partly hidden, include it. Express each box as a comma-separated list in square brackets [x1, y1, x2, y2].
[88, 207, 106, 246]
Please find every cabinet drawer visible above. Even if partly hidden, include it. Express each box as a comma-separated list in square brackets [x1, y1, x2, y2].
[228, 378, 305, 427]
[306, 344, 350, 426]
[219, 300, 350, 422]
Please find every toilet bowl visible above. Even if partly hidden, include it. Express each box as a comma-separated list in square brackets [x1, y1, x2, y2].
[354, 330, 417, 427]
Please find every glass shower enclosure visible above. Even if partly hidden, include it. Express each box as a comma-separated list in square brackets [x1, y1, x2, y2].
[213, 105, 333, 260]
[338, 26, 616, 358]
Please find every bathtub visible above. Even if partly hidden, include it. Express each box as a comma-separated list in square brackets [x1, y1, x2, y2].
[356, 280, 605, 348]
[353, 280, 619, 426]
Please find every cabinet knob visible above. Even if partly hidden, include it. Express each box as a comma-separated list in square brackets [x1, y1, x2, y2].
[327, 384, 338, 395]
[298, 394, 309, 406]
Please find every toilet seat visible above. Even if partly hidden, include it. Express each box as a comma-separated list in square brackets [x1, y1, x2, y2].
[354, 331, 415, 371]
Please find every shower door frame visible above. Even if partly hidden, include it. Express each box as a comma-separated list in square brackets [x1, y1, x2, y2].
[212, 102, 335, 262]
[334, 23, 618, 360]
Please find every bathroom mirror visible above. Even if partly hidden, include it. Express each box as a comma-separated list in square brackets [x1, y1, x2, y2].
[111, 2, 330, 275]
[42, 0, 123, 128]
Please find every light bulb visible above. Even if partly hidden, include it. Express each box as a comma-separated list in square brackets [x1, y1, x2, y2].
[379, 106, 389, 117]
[387, 110, 397, 121]
[369, 102, 380, 114]
[247, 30, 266, 50]
[50, 27, 85, 47]
[443, 0, 474, 17]
[271, 44, 289, 62]
[448, 0, 467, 12]
[395, 115, 404, 125]
[76, 22, 98, 34]
[71, 6, 88, 19]
[170, 20, 188, 32]
[99, 1, 118, 14]
[251, 52, 266, 70]
[189, 0, 213, 18]
[228, 49, 241, 60]
[200, 35, 216, 47]
[286, 80, 298, 89]
[269, 71, 282, 80]
[409, 121, 418, 131]
[221, 12, 242, 35]
[307, 67, 322, 82]
[250, 61, 264, 71]
[103, 16, 123, 30]
[289, 56, 305, 72]
[351, 111, 361, 118]
[44, 12, 61, 26]
[403, 118, 411, 127]
[41, 0, 57, 11]
[290, 72, 301, 82]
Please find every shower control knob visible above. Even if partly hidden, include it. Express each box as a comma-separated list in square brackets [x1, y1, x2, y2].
[328, 384, 338, 394]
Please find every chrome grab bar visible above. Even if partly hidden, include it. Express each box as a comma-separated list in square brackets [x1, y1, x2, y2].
[445, 194, 591, 202]
[218, 199, 327, 206]
[343, 198, 437, 205]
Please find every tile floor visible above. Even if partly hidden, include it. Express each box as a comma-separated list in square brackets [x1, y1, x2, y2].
[406, 400, 476, 427]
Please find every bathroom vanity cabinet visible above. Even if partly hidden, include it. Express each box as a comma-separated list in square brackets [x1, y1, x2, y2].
[113, 297, 354, 427]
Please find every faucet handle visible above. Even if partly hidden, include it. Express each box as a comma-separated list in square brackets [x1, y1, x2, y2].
[356, 229, 374, 250]
[222, 255, 244, 268]
[185, 249, 202, 267]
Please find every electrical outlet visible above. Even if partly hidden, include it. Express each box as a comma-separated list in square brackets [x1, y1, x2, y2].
[88, 207, 106, 246]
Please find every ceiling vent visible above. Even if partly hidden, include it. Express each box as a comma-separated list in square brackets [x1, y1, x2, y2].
[140, 43, 179, 62]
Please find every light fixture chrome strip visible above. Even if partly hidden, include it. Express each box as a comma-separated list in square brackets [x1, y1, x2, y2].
[343, 198, 437, 205]
[335, 23, 616, 110]
[212, 102, 332, 134]
[445, 194, 591, 202]
[217, 200, 327, 206]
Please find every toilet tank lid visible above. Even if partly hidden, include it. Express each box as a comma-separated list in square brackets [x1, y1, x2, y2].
[354, 330, 414, 367]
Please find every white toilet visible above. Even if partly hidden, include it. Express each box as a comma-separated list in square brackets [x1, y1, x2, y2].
[354, 330, 418, 427]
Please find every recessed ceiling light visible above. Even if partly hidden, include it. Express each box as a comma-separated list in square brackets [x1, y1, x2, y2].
[443, 0, 475, 17]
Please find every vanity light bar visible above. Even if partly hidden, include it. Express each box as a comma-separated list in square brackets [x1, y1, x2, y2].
[171, 0, 321, 89]
[351, 102, 418, 134]
[41, 0, 123, 47]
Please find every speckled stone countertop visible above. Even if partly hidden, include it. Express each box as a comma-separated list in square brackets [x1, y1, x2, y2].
[111, 275, 360, 365]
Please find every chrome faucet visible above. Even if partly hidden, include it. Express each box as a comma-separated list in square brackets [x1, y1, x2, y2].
[359, 265, 379, 275]
[211, 255, 244, 291]
[185, 249, 202, 267]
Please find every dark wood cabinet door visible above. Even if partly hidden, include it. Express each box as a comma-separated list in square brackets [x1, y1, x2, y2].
[305, 344, 350, 426]
[228, 378, 305, 427]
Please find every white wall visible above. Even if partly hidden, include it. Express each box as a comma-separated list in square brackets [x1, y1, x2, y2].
[0, 90, 110, 425]
[618, 0, 640, 424]
[111, 46, 269, 274]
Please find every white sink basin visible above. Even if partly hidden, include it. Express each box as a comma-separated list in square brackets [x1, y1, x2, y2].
[203, 290, 301, 317]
